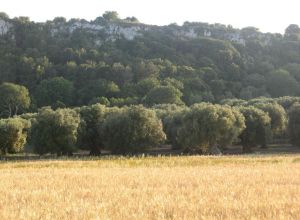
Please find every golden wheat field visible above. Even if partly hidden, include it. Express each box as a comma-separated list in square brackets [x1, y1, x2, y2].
[0, 155, 300, 220]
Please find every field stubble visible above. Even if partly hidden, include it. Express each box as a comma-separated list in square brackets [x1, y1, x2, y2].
[0, 155, 300, 220]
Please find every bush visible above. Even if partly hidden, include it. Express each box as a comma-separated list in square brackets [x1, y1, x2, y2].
[0, 117, 30, 154]
[31, 107, 80, 155]
[102, 105, 166, 154]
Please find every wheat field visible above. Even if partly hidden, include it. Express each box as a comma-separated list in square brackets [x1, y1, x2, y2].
[0, 155, 300, 220]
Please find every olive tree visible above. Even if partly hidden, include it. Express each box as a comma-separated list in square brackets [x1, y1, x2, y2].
[31, 107, 80, 155]
[288, 102, 300, 146]
[275, 96, 300, 110]
[178, 103, 245, 154]
[254, 102, 287, 136]
[163, 111, 186, 149]
[151, 104, 189, 149]
[0, 117, 30, 154]
[77, 104, 108, 155]
[102, 105, 166, 154]
[238, 106, 271, 153]
[152, 104, 188, 120]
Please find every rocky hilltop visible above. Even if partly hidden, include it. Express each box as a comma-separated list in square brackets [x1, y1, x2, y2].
[0, 14, 279, 47]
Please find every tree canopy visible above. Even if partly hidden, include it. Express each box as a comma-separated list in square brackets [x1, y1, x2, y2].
[178, 103, 245, 153]
[0, 83, 30, 118]
[102, 105, 166, 154]
[31, 107, 80, 155]
[1, 13, 300, 108]
[0, 117, 30, 154]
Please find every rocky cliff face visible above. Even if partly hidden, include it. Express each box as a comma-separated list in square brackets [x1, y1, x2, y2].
[0, 17, 274, 46]
[0, 19, 12, 35]
[48, 20, 151, 44]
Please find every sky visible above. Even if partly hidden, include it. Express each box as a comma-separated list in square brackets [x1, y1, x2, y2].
[1, 0, 300, 33]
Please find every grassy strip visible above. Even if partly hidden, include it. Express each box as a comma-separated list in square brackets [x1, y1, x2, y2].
[1, 154, 300, 169]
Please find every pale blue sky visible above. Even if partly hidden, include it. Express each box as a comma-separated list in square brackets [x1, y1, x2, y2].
[1, 0, 300, 33]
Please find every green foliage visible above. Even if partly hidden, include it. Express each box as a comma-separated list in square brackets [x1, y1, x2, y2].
[152, 104, 189, 149]
[135, 78, 160, 97]
[77, 104, 108, 155]
[162, 78, 184, 90]
[0, 83, 31, 118]
[77, 79, 120, 105]
[283, 63, 300, 81]
[266, 69, 299, 97]
[0, 117, 30, 154]
[102, 105, 166, 154]
[288, 102, 300, 146]
[162, 111, 186, 149]
[152, 104, 188, 119]
[143, 86, 183, 106]
[220, 98, 247, 107]
[254, 102, 287, 136]
[182, 78, 214, 105]
[285, 24, 300, 41]
[31, 107, 80, 155]
[109, 97, 139, 107]
[1, 15, 300, 107]
[2, 14, 300, 155]
[275, 96, 300, 110]
[246, 97, 274, 106]
[35, 77, 74, 107]
[102, 11, 119, 21]
[89, 97, 110, 106]
[178, 103, 245, 153]
[238, 106, 271, 152]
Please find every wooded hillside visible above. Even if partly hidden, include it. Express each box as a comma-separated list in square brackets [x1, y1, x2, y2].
[1, 11, 300, 109]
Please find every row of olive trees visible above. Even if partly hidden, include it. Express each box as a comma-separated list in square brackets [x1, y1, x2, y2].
[155, 99, 289, 153]
[1, 105, 165, 156]
[1, 99, 300, 156]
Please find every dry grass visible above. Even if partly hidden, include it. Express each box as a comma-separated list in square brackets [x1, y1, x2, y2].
[0, 155, 300, 219]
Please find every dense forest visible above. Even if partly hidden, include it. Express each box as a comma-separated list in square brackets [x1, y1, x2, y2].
[1, 11, 300, 109]
[1, 11, 300, 155]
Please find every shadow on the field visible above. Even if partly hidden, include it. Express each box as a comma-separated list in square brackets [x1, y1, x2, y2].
[1, 144, 300, 161]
